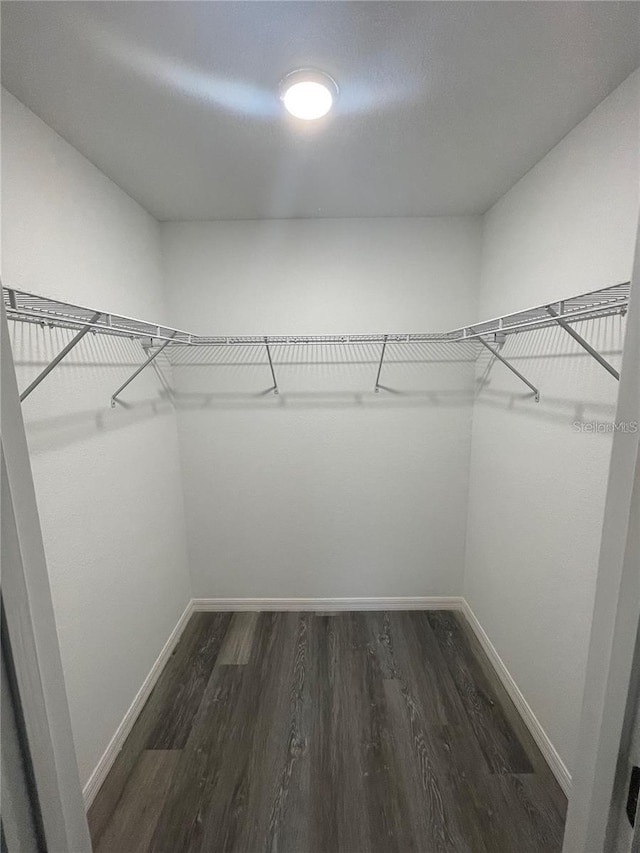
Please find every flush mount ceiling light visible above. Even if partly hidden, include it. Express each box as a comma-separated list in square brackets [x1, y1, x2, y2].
[280, 69, 338, 120]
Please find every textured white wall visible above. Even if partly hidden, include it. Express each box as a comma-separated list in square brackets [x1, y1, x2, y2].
[464, 69, 640, 780]
[1, 90, 191, 788]
[162, 218, 481, 598]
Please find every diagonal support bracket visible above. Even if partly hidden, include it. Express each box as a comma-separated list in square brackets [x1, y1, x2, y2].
[477, 335, 540, 402]
[264, 338, 278, 395]
[374, 335, 388, 393]
[111, 332, 177, 406]
[143, 341, 176, 405]
[546, 305, 620, 380]
[20, 311, 102, 402]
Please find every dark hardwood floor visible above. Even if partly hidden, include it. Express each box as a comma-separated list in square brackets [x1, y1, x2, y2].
[88, 610, 567, 853]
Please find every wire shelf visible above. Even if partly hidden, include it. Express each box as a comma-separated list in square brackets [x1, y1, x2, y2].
[3, 288, 192, 344]
[5, 281, 629, 403]
[3, 281, 630, 347]
[458, 281, 630, 340]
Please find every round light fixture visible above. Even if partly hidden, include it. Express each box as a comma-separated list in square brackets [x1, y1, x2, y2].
[280, 69, 337, 120]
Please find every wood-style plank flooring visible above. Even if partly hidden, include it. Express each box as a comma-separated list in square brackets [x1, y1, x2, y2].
[88, 611, 566, 853]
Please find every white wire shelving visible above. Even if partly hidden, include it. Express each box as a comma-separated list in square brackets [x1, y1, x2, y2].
[3, 280, 631, 404]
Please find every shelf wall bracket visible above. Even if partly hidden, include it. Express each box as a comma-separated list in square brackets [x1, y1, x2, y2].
[264, 338, 278, 395]
[545, 305, 620, 380]
[374, 335, 388, 393]
[111, 332, 177, 407]
[477, 335, 540, 402]
[19, 311, 102, 402]
[142, 341, 176, 405]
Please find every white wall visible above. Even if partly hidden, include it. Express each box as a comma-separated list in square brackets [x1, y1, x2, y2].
[3, 61, 637, 801]
[1, 89, 191, 788]
[464, 69, 640, 781]
[162, 218, 481, 598]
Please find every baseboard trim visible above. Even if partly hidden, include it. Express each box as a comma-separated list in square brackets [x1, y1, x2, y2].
[460, 599, 572, 796]
[192, 596, 465, 612]
[82, 599, 194, 808]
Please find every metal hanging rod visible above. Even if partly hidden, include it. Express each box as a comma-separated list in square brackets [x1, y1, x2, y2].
[4, 281, 630, 402]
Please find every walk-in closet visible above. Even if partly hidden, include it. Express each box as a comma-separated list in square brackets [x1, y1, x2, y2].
[2, 3, 639, 852]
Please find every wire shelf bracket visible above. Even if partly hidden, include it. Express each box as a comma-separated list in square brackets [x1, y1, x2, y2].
[545, 304, 620, 381]
[476, 334, 541, 402]
[142, 341, 176, 405]
[374, 335, 388, 393]
[19, 310, 102, 402]
[264, 337, 279, 395]
[111, 332, 177, 407]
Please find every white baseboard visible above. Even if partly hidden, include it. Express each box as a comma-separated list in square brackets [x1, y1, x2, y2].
[192, 596, 465, 612]
[82, 599, 194, 808]
[460, 599, 572, 796]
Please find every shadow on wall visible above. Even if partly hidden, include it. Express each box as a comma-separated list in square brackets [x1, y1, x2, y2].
[167, 339, 480, 406]
[9, 312, 627, 443]
[170, 388, 477, 411]
[473, 314, 626, 427]
[9, 320, 177, 453]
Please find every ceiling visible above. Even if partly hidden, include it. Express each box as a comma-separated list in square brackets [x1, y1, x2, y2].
[2, 2, 639, 221]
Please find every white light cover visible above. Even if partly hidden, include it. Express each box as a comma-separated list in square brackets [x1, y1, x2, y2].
[282, 79, 333, 120]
